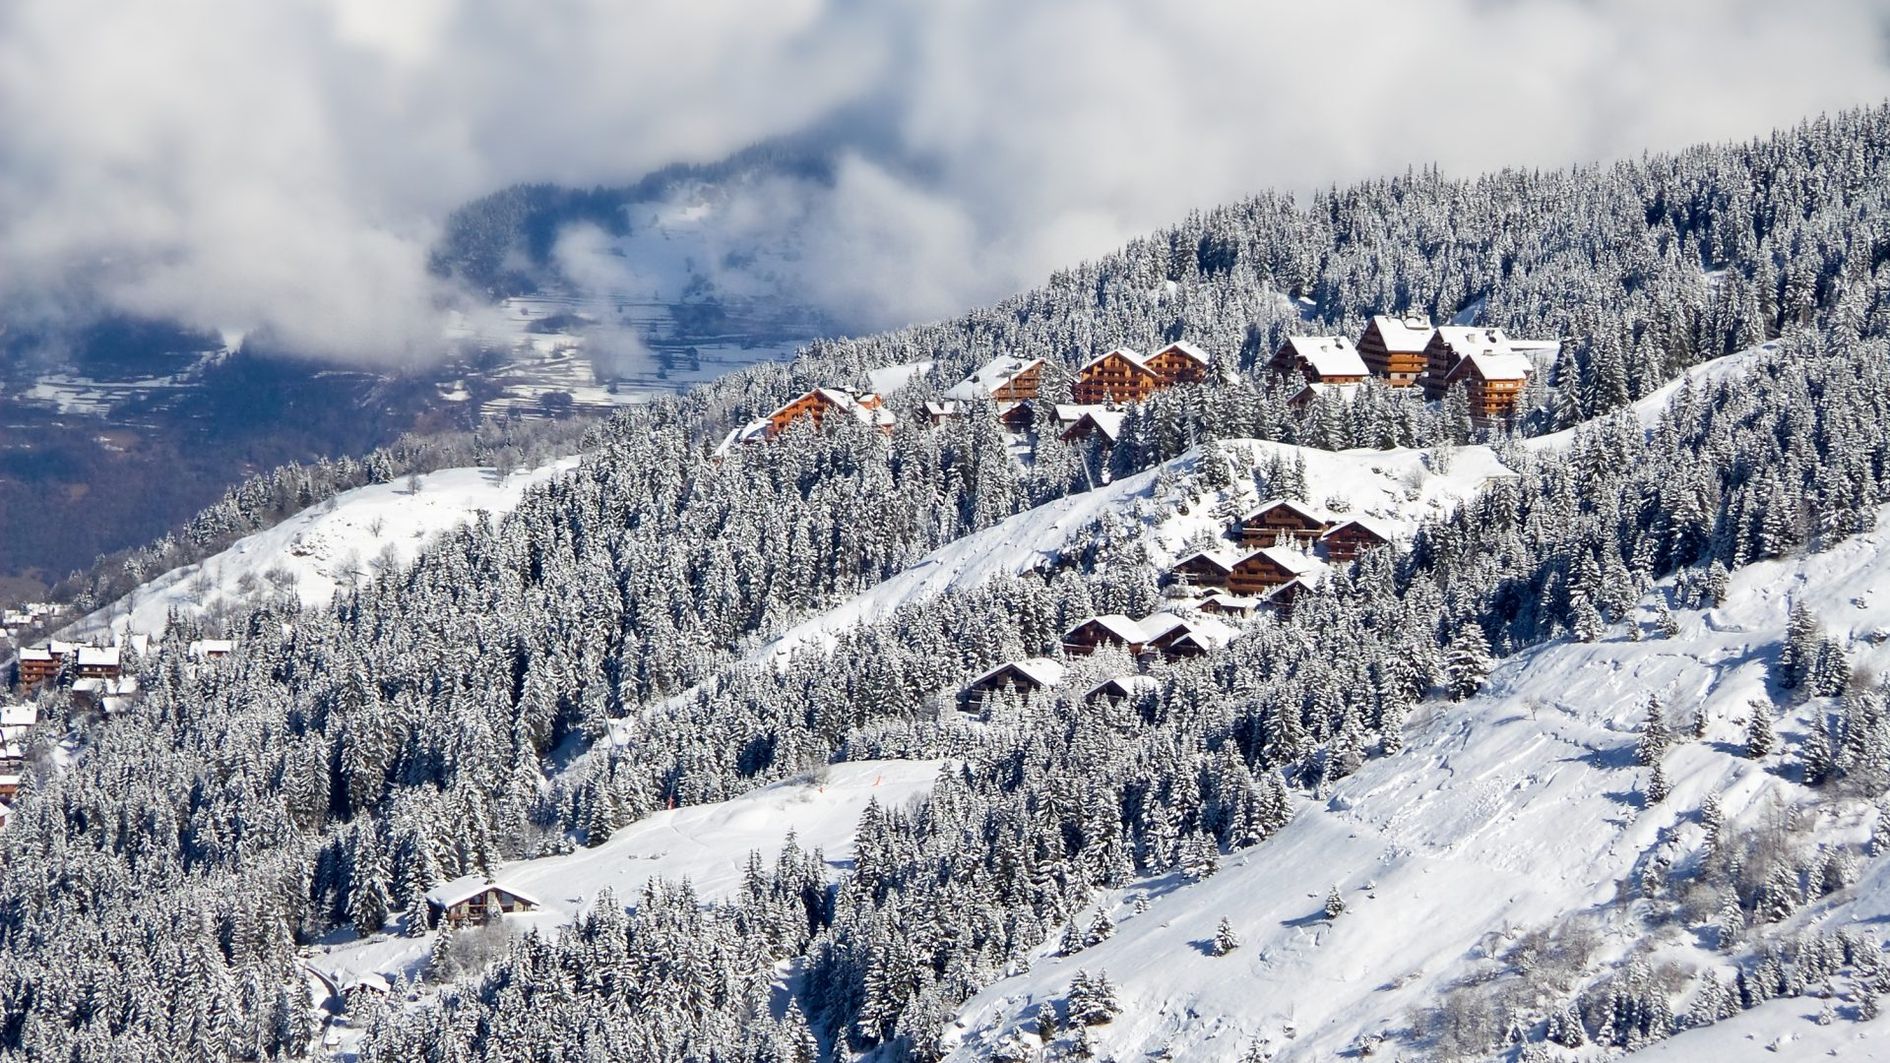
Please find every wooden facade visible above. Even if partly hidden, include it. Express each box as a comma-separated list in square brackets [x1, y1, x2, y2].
[1145, 342, 1210, 386]
[15, 651, 61, 689]
[1073, 349, 1161, 405]
[1356, 314, 1434, 387]
[987, 359, 1044, 402]
[1228, 548, 1313, 596]
[1061, 616, 1149, 657]
[1320, 520, 1391, 563]
[1444, 358, 1530, 423]
[427, 883, 539, 929]
[998, 402, 1036, 433]
[1239, 500, 1329, 546]
[1270, 336, 1368, 385]
[963, 658, 1065, 705]
[1171, 551, 1234, 589]
[766, 389, 886, 437]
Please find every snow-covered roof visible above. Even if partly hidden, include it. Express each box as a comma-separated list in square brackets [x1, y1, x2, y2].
[1281, 336, 1368, 378]
[188, 639, 236, 657]
[1241, 546, 1320, 576]
[17, 648, 52, 663]
[1291, 382, 1362, 406]
[1322, 517, 1394, 542]
[1064, 614, 1151, 645]
[344, 972, 391, 995]
[75, 646, 119, 668]
[0, 706, 35, 728]
[1052, 403, 1102, 424]
[1078, 347, 1150, 373]
[968, 657, 1067, 690]
[1151, 341, 1211, 366]
[1368, 313, 1436, 352]
[424, 874, 543, 910]
[1431, 325, 1514, 358]
[1243, 498, 1329, 526]
[1173, 548, 1239, 573]
[1085, 675, 1160, 700]
[1062, 408, 1127, 443]
[1446, 352, 1532, 382]
[923, 400, 963, 418]
[944, 356, 1043, 402]
[1198, 593, 1262, 612]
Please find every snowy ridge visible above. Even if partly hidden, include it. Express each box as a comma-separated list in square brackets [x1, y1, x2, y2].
[942, 503, 1890, 1062]
[1525, 342, 1779, 453]
[64, 457, 581, 639]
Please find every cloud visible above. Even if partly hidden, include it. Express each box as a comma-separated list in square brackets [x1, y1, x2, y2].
[3, 0, 1889, 362]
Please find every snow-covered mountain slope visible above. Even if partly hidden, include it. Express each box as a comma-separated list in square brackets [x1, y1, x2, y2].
[309, 759, 940, 987]
[65, 457, 581, 639]
[766, 439, 1514, 659]
[941, 504, 1890, 1062]
[1524, 341, 1777, 454]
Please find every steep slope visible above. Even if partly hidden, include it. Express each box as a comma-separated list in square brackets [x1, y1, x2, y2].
[941, 503, 1890, 1061]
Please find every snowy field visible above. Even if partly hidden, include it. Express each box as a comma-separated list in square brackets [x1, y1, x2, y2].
[942, 500, 1890, 1061]
[309, 759, 941, 989]
[65, 457, 582, 639]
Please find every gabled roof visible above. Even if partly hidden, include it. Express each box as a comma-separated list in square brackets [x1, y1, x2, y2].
[1367, 313, 1436, 352]
[1085, 675, 1160, 700]
[1321, 517, 1394, 542]
[1064, 614, 1149, 645]
[1280, 336, 1368, 378]
[1237, 545, 1320, 576]
[923, 400, 963, 418]
[1062, 408, 1127, 443]
[968, 657, 1067, 690]
[0, 706, 35, 728]
[1150, 341, 1211, 365]
[944, 356, 1044, 401]
[1431, 326, 1514, 358]
[1173, 548, 1240, 573]
[1078, 347, 1154, 375]
[425, 874, 543, 910]
[1198, 593, 1261, 613]
[1290, 382, 1362, 406]
[75, 646, 119, 668]
[1242, 498, 1329, 526]
[188, 639, 236, 657]
[1445, 352, 1532, 382]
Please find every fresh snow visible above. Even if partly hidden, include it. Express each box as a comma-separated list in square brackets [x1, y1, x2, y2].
[942, 501, 1890, 1062]
[1526, 342, 1779, 453]
[310, 759, 941, 988]
[764, 439, 1514, 660]
[64, 457, 581, 639]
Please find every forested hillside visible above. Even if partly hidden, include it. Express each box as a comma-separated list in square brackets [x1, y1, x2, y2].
[5, 106, 1890, 1061]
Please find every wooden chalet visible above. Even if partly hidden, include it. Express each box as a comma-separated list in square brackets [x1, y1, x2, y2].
[1086, 674, 1159, 705]
[998, 401, 1036, 433]
[1238, 499, 1330, 546]
[717, 387, 896, 454]
[188, 639, 235, 659]
[1062, 615, 1151, 656]
[1289, 382, 1361, 410]
[1073, 348, 1161, 405]
[425, 875, 542, 929]
[1196, 593, 1261, 618]
[923, 400, 962, 425]
[1171, 549, 1237, 590]
[1228, 546, 1319, 596]
[1144, 341, 1211, 386]
[962, 657, 1066, 706]
[0, 775, 18, 803]
[1141, 614, 1238, 660]
[1320, 518, 1392, 563]
[1420, 327, 1516, 401]
[1441, 353, 1531, 423]
[73, 646, 120, 680]
[1270, 336, 1368, 385]
[1356, 313, 1435, 387]
[945, 356, 1045, 404]
[1059, 407, 1127, 446]
[15, 647, 63, 688]
[1262, 577, 1309, 619]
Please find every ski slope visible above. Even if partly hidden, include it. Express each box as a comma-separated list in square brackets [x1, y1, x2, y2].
[65, 457, 582, 639]
[943, 503, 1890, 1061]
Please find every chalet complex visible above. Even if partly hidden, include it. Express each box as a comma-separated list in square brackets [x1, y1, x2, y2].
[14, 641, 122, 690]
[1275, 313, 1553, 423]
[1071, 343, 1209, 404]
[717, 387, 895, 454]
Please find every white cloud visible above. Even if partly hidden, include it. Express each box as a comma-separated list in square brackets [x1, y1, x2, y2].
[2, 0, 1887, 362]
